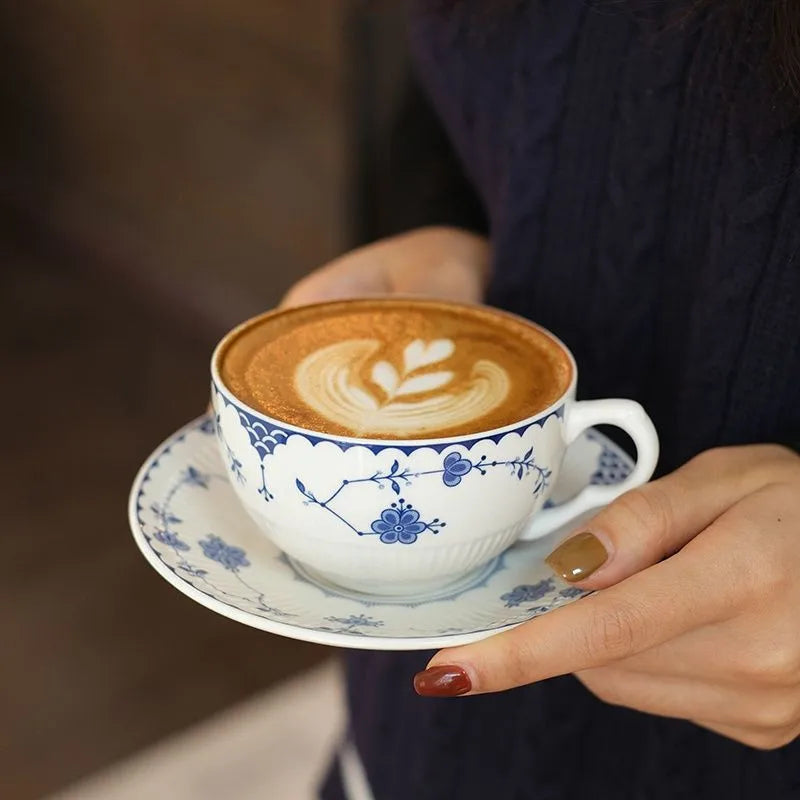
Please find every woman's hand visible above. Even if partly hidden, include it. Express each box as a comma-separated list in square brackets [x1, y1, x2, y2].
[414, 444, 800, 750]
[281, 226, 489, 307]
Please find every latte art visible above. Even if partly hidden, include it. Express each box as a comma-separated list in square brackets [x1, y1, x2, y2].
[294, 338, 510, 436]
[218, 299, 573, 439]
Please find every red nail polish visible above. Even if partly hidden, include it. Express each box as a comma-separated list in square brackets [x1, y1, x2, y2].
[413, 665, 472, 697]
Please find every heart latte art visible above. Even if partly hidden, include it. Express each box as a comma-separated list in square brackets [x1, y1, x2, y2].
[295, 337, 509, 436]
[219, 300, 572, 439]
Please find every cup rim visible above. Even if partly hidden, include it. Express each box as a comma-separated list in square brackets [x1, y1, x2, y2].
[210, 297, 578, 446]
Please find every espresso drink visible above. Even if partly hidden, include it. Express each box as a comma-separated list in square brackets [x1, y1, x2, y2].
[219, 299, 572, 439]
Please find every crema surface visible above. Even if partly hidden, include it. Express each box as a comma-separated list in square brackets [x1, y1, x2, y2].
[219, 299, 572, 438]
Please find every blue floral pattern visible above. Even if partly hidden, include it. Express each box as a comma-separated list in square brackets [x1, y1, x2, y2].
[214, 386, 556, 532]
[153, 526, 189, 552]
[500, 579, 589, 615]
[140, 449, 295, 618]
[442, 452, 473, 486]
[295, 447, 550, 545]
[370, 499, 443, 544]
[501, 578, 556, 607]
[200, 534, 250, 571]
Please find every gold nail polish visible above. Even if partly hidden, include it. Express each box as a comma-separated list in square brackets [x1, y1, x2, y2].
[545, 531, 608, 582]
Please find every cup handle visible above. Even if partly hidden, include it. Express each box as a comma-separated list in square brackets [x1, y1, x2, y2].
[519, 399, 659, 541]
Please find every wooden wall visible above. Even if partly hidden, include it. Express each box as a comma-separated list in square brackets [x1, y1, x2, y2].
[1, 0, 349, 328]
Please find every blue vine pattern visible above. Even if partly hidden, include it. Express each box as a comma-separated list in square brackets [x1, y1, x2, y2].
[295, 446, 551, 544]
[319, 614, 385, 634]
[224, 442, 246, 485]
[217, 406, 290, 502]
[146, 461, 295, 618]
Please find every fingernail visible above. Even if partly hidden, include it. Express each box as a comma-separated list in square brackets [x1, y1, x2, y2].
[545, 531, 608, 582]
[413, 665, 472, 697]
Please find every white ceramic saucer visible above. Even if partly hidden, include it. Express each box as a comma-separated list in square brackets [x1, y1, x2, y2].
[129, 416, 631, 650]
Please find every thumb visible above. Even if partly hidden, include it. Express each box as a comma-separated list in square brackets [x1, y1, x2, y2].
[543, 445, 786, 589]
[280, 260, 392, 309]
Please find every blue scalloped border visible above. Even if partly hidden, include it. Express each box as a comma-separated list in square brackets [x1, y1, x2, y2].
[212, 381, 565, 455]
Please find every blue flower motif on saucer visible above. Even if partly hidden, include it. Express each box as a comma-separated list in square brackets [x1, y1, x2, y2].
[371, 500, 429, 544]
[200, 534, 250, 571]
[501, 578, 556, 607]
[500, 580, 589, 615]
[442, 452, 473, 486]
[153, 527, 190, 552]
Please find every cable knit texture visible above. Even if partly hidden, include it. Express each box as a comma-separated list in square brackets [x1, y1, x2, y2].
[322, 1, 800, 798]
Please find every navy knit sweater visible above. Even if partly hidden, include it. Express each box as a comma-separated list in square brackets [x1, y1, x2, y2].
[323, 2, 800, 798]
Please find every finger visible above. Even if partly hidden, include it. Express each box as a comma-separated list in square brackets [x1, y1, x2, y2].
[575, 666, 796, 729]
[611, 487, 800, 684]
[281, 227, 490, 308]
[594, 625, 735, 682]
[544, 444, 799, 589]
[602, 615, 799, 687]
[417, 545, 736, 695]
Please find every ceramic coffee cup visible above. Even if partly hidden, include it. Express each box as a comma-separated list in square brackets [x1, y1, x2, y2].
[211, 303, 659, 595]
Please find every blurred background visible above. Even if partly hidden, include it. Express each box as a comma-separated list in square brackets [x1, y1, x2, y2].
[1, 1, 423, 798]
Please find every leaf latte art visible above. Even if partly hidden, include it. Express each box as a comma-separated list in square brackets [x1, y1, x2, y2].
[294, 338, 510, 436]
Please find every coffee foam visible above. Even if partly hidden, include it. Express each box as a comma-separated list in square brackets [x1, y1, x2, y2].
[219, 299, 572, 439]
